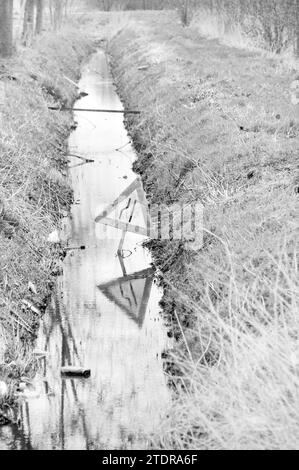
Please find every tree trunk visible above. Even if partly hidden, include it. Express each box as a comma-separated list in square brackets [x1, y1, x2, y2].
[35, 0, 44, 35]
[53, 0, 63, 30]
[181, 0, 189, 26]
[22, 0, 35, 45]
[0, 0, 14, 57]
[296, 0, 299, 57]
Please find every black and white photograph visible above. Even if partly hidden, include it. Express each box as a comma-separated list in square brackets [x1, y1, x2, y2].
[0, 0, 298, 455]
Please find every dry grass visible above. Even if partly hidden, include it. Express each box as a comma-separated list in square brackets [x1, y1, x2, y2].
[101, 10, 299, 449]
[153, 241, 299, 450]
[190, 7, 299, 71]
[0, 27, 92, 414]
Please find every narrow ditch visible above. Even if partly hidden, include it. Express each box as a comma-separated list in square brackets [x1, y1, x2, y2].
[0, 50, 170, 451]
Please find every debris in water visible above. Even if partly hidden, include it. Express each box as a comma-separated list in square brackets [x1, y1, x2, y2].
[118, 249, 132, 259]
[68, 153, 94, 164]
[33, 349, 48, 357]
[47, 230, 60, 243]
[28, 281, 37, 295]
[78, 91, 89, 98]
[17, 387, 40, 399]
[0, 381, 8, 398]
[70, 122, 78, 131]
[65, 245, 86, 251]
[18, 382, 26, 392]
[48, 106, 141, 114]
[63, 75, 79, 89]
[115, 141, 131, 152]
[61, 367, 91, 378]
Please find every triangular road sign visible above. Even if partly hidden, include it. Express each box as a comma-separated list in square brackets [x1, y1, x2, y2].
[95, 178, 151, 237]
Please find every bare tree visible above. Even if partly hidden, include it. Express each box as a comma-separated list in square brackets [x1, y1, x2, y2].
[35, 0, 44, 35]
[296, 0, 299, 57]
[22, 0, 35, 45]
[49, 0, 64, 30]
[181, 0, 190, 26]
[0, 0, 14, 57]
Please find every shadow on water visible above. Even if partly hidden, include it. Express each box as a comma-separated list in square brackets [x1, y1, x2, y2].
[0, 50, 170, 450]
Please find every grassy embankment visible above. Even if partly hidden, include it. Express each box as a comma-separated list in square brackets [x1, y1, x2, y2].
[0, 28, 92, 423]
[103, 11, 299, 449]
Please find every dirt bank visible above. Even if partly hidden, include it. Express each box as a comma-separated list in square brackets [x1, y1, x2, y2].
[0, 29, 92, 422]
[106, 11, 299, 449]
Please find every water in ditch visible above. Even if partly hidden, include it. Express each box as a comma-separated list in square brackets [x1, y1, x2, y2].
[0, 50, 170, 450]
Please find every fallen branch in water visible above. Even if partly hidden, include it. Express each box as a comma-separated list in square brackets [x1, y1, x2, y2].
[63, 75, 79, 88]
[48, 106, 140, 114]
[65, 245, 86, 251]
[61, 367, 91, 378]
[67, 154, 95, 163]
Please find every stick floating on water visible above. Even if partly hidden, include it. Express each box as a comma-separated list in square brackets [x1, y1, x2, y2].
[67, 154, 95, 163]
[61, 367, 91, 378]
[63, 75, 79, 88]
[48, 106, 140, 115]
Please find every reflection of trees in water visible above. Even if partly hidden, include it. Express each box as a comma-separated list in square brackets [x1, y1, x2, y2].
[55, 296, 90, 449]
[14, 257, 165, 449]
[15, 294, 90, 450]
